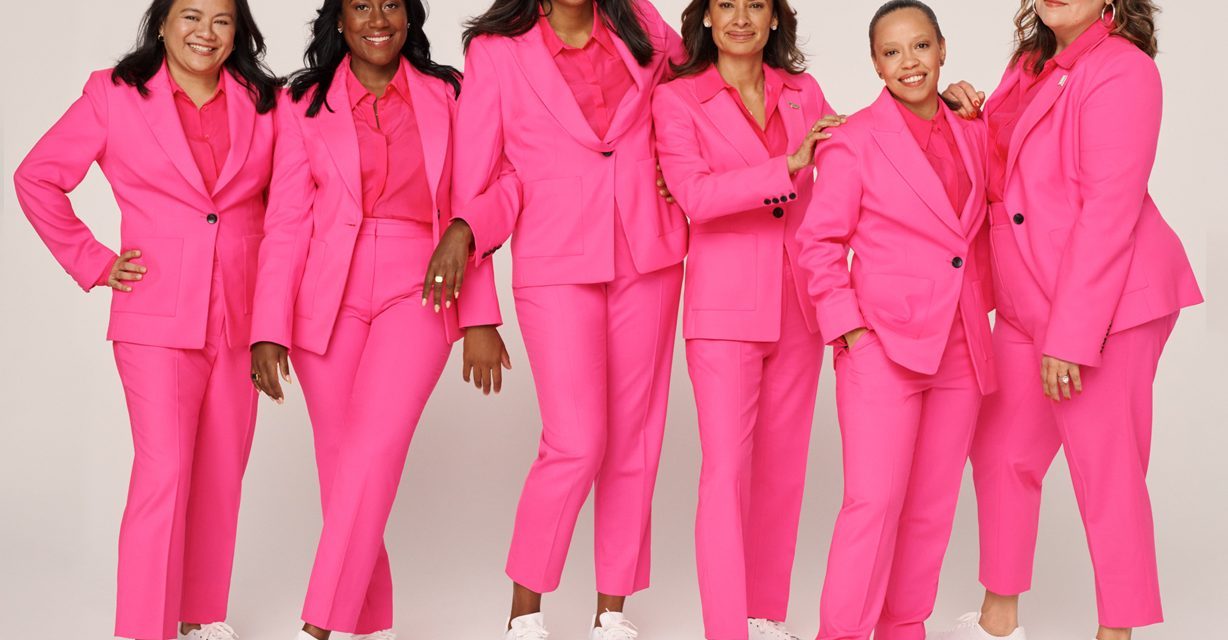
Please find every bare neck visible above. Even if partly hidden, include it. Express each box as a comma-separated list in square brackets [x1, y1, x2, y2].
[715, 52, 766, 94]
[545, 2, 596, 46]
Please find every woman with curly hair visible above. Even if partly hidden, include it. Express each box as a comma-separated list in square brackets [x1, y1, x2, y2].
[935, 1, 1202, 638]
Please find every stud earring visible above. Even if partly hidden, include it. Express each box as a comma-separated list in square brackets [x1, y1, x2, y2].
[771, 23, 778, 31]
[337, 27, 343, 34]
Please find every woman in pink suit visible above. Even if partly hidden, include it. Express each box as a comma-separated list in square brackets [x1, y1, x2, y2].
[13, 0, 279, 638]
[424, 1, 687, 638]
[651, 1, 842, 638]
[246, 2, 507, 639]
[931, 2, 1203, 639]
[795, 3, 996, 639]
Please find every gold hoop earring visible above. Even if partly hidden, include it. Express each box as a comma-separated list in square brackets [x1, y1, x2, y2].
[1101, 1, 1116, 23]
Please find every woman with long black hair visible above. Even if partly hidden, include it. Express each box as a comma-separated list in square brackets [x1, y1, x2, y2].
[248, 2, 508, 639]
[13, 0, 279, 638]
[423, 1, 687, 638]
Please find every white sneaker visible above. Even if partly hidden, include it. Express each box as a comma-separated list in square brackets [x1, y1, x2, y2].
[749, 618, 801, 640]
[352, 632, 396, 640]
[506, 613, 550, 640]
[181, 623, 239, 640]
[590, 611, 639, 640]
[928, 612, 1027, 640]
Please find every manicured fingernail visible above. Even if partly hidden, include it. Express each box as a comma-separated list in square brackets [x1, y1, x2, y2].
[422, 298, 427, 306]
[445, 300, 452, 309]
[434, 304, 440, 313]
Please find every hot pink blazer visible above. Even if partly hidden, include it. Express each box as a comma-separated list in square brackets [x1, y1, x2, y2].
[15, 67, 273, 350]
[452, 0, 688, 287]
[652, 68, 834, 342]
[250, 63, 502, 355]
[983, 33, 1202, 366]
[796, 89, 996, 393]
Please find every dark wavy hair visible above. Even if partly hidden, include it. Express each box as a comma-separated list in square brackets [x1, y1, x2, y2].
[671, 0, 806, 77]
[1013, 0, 1159, 74]
[288, 0, 461, 118]
[869, 0, 944, 51]
[463, 0, 655, 66]
[111, 0, 280, 113]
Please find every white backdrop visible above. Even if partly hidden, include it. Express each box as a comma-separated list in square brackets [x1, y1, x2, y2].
[1, 1, 1224, 638]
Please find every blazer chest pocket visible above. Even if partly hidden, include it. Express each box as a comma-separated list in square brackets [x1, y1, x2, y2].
[515, 177, 584, 258]
[110, 237, 183, 317]
[687, 232, 756, 311]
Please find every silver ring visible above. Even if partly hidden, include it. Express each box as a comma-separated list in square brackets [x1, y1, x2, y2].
[1060, 375, 1071, 385]
[434, 275, 444, 284]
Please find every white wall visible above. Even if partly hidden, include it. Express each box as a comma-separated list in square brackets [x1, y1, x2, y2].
[1, 1, 1223, 638]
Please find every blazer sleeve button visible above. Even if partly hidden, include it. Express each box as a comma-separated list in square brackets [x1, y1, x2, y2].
[764, 198, 772, 206]
[788, 193, 797, 200]
[206, 213, 218, 224]
[772, 198, 781, 204]
[772, 207, 785, 219]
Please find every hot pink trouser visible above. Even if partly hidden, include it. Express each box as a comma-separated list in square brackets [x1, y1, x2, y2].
[506, 219, 683, 595]
[817, 316, 983, 640]
[291, 219, 452, 633]
[970, 312, 1176, 629]
[686, 259, 823, 640]
[112, 259, 257, 640]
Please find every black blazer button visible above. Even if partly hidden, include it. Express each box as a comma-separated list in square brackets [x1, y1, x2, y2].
[772, 197, 781, 204]
[1013, 213, 1025, 225]
[952, 256, 964, 268]
[763, 198, 772, 206]
[602, 150, 614, 157]
[206, 213, 218, 224]
[772, 207, 785, 219]
[788, 193, 797, 200]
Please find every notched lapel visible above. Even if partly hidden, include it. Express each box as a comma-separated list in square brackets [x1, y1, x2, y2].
[136, 68, 211, 202]
[313, 76, 363, 208]
[867, 91, 962, 235]
[406, 65, 449, 210]
[508, 31, 604, 150]
[1006, 73, 1068, 183]
[212, 70, 256, 196]
[698, 87, 770, 167]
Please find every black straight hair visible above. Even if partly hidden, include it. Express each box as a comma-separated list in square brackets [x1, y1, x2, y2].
[111, 0, 281, 114]
[869, 0, 944, 51]
[672, 0, 807, 78]
[288, 0, 461, 118]
[462, 0, 655, 66]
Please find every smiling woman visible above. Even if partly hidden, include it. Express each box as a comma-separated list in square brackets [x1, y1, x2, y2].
[12, 0, 280, 639]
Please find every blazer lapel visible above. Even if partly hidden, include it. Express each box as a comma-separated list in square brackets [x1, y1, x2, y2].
[945, 106, 986, 235]
[695, 77, 770, 167]
[601, 26, 651, 144]
[779, 83, 806, 154]
[508, 29, 604, 150]
[212, 70, 255, 196]
[405, 65, 449, 213]
[136, 66, 211, 202]
[312, 73, 363, 209]
[867, 89, 962, 235]
[1005, 72, 1068, 184]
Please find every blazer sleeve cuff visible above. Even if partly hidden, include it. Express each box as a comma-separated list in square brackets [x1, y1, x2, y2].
[1041, 326, 1105, 369]
[817, 294, 866, 346]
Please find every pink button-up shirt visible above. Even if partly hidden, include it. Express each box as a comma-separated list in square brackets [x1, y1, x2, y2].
[988, 19, 1110, 203]
[343, 58, 434, 221]
[168, 67, 230, 195]
[538, 4, 634, 138]
[898, 99, 971, 215]
[697, 64, 790, 156]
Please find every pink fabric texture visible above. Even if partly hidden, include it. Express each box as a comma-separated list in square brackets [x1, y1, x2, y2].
[537, 1, 634, 140]
[979, 23, 1201, 366]
[15, 66, 274, 350]
[971, 313, 1176, 628]
[251, 63, 501, 355]
[897, 100, 971, 215]
[653, 64, 832, 639]
[293, 219, 452, 633]
[819, 320, 982, 640]
[451, 0, 688, 287]
[15, 65, 272, 639]
[652, 66, 835, 342]
[341, 58, 435, 222]
[796, 88, 994, 640]
[506, 221, 683, 595]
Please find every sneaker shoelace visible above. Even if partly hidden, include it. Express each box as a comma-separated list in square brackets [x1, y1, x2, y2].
[751, 619, 799, 640]
[596, 618, 639, 640]
[195, 623, 238, 640]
